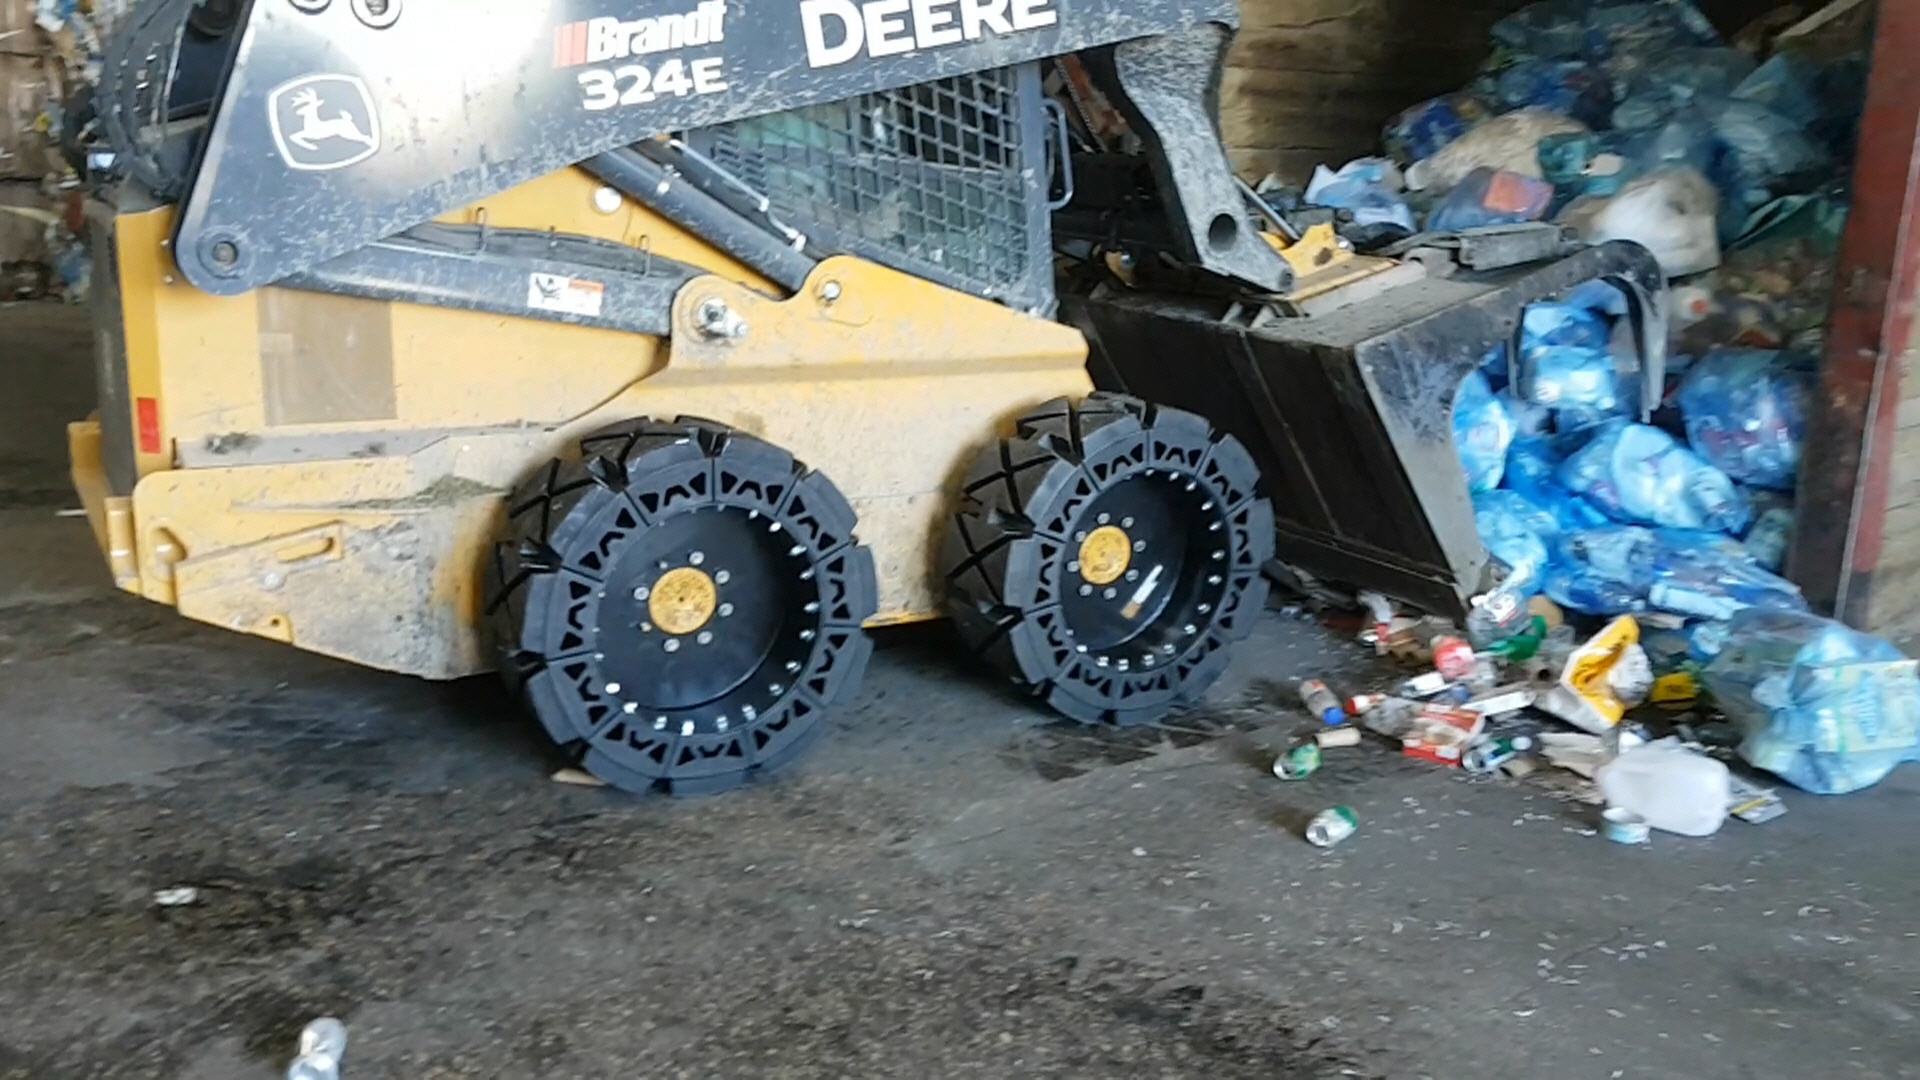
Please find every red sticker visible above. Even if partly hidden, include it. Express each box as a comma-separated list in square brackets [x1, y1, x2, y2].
[136, 396, 161, 455]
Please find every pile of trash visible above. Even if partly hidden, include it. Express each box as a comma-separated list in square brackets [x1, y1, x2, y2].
[0, 0, 121, 300]
[1276, 600, 1920, 849]
[1273, 0, 1865, 281]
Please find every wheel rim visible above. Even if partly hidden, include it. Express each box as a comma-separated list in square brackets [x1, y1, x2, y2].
[1057, 475, 1230, 669]
[594, 508, 818, 727]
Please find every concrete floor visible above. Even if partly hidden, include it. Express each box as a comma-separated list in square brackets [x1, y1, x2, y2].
[2, 302, 1918, 1079]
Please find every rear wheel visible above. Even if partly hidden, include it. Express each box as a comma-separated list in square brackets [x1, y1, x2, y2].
[487, 419, 877, 795]
[943, 394, 1273, 725]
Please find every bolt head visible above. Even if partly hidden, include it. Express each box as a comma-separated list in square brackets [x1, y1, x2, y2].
[715, 570, 732, 585]
[664, 639, 681, 653]
[697, 631, 714, 645]
[689, 551, 705, 566]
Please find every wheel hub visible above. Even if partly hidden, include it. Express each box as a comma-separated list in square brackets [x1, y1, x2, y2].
[1077, 525, 1133, 586]
[648, 566, 718, 635]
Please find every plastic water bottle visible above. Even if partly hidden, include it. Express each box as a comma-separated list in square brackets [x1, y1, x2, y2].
[1595, 745, 1729, 836]
[288, 1018, 347, 1080]
[1298, 680, 1347, 726]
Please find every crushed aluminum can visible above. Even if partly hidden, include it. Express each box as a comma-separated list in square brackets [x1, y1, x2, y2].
[1272, 743, 1323, 780]
[1306, 805, 1359, 848]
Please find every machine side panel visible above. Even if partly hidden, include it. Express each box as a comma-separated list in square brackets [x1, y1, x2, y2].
[173, 0, 1239, 296]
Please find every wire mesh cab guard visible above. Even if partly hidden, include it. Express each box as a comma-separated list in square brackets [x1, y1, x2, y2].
[686, 64, 1056, 315]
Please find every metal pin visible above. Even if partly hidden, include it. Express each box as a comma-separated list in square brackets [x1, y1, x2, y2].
[1162, 643, 1177, 655]
[800, 569, 814, 580]
[633, 585, 650, 601]
[1184, 481, 1197, 491]
[770, 522, 783, 533]
[654, 716, 668, 730]
[1096, 656, 1110, 667]
[742, 705, 757, 721]
[1102, 587, 1117, 600]
[1125, 569, 1139, 582]
[1207, 575, 1222, 585]
[1076, 644, 1088, 653]
[716, 717, 729, 732]
[1097, 513, 1111, 524]
[800, 629, 816, 641]
[770, 683, 785, 695]
[1209, 522, 1222, 531]
[786, 660, 802, 673]
[623, 702, 639, 714]
[1133, 540, 1146, 552]
[1198, 603, 1212, 614]
[664, 639, 681, 653]
[1067, 561, 1081, 573]
[715, 570, 731, 585]
[804, 601, 820, 613]
[789, 545, 806, 557]
[1212, 550, 1226, 561]
[697, 631, 714, 645]
[1117, 659, 1130, 671]
[1142, 655, 1155, 667]
[682, 720, 695, 737]
[594, 652, 606, 660]
[1201, 501, 1214, 511]
[1183, 624, 1198, 636]
[1075, 530, 1088, 542]
[1079, 584, 1093, 596]
[719, 603, 734, 617]
[605, 681, 622, 694]
[1121, 517, 1134, 528]
[689, 551, 705, 566]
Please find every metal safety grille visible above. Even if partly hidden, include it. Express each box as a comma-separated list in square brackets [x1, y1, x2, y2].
[690, 64, 1053, 313]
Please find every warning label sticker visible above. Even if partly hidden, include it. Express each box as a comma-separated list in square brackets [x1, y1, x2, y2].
[528, 273, 607, 318]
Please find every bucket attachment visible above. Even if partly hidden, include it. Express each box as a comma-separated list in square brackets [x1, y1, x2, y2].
[1068, 239, 1667, 619]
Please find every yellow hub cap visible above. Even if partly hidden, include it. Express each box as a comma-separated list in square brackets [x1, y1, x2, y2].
[1078, 525, 1133, 586]
[649, 567, 718, 636]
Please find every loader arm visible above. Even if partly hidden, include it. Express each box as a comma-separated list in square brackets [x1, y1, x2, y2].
[170, 0, 1241, 295]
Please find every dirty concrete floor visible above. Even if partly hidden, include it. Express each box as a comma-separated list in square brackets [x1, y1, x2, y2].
[2, 302, 1917, 1080]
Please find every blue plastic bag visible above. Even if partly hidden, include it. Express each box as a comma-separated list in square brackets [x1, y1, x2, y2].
[1704, 608, 1920, 794]
[1518, 302, 1617, 411]
[1490, 59, 1614, 128]
[1646, 527, 1807, 619]
[1453, 370, 1515, 494]
[1558, 420, 1751, 533]
[1505, 436, 1613, 531]
[1427, 168, 1554, 233]
[1474, 490, 1560, 596]
[1304, 159, 1417, 233]
[1678, 348, 1811, 491]
[1384, 94, 1481, 164]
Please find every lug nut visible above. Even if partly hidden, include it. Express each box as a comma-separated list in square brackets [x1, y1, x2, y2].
[664, 639, 681, 653]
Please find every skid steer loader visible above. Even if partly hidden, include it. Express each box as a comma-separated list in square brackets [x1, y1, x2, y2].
[70, 0, 1665, 794]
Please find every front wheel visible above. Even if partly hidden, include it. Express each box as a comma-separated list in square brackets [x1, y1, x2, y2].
[486, 419, 877, 795]
[943, 394, 1274, 725]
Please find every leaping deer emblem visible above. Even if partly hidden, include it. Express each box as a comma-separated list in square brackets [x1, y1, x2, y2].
[285, 87, 376, 152]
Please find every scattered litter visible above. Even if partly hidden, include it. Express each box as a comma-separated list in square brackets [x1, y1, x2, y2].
[1305, 806, 1360, 848]
[1315, 725, 1363, 749]
[1726, 773, 1787, 824]
[152, 886, 199, 908]
[1298, 678, 1349, 726]
[1601, 807, 1650, 844]
[1598, 743, 1730, 837]
[1273, 743, 1323, 780]
[287, 1017, 347, 1080]
[551, 767, 607, 788]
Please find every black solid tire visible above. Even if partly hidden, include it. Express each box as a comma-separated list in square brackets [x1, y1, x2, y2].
[943, 393, 1274, 725]
[486, 418, 877, 795]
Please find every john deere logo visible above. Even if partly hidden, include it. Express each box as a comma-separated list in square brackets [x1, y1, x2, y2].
[266, 74, 380, 171]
